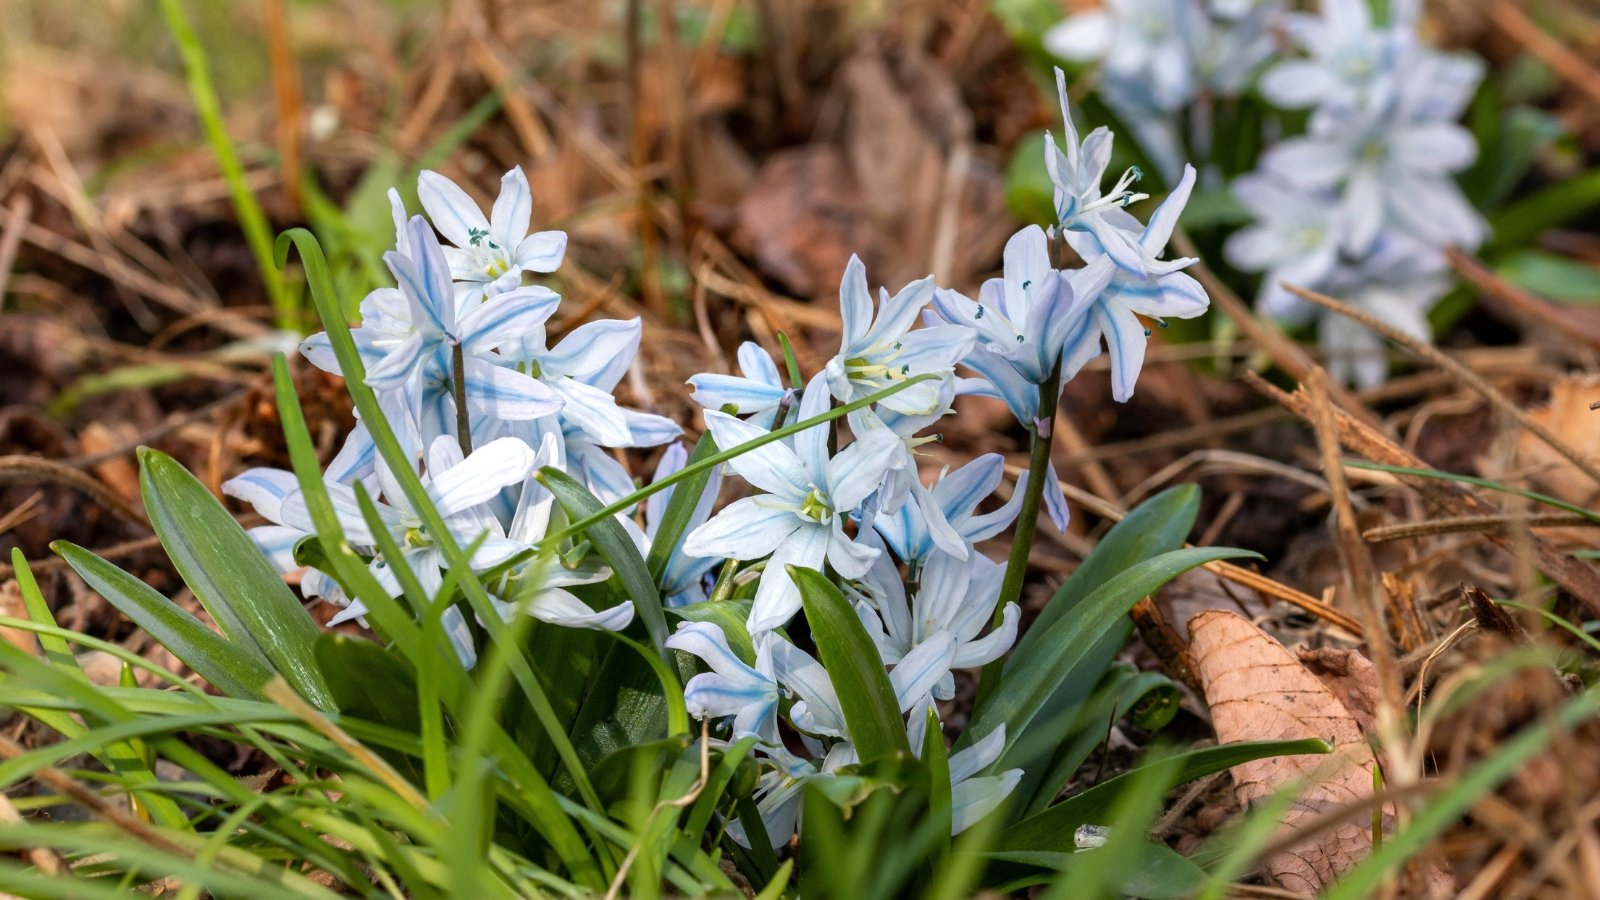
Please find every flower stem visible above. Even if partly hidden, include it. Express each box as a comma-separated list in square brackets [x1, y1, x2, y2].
[976, 362, 1061, 703]
[452, 342, 472, 456]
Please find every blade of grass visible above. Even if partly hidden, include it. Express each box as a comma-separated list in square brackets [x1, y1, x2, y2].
[159, 0, 292, 328]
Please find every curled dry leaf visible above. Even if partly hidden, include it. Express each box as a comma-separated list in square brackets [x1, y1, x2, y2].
[1497, 374, 1600, 508]
[1187, 609, 1389, 893]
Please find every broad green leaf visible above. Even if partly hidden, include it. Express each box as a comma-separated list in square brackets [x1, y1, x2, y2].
[1021, 666, 1178, 816]
[967, 545, 1258, 766]
[539, 466, 669, 653]
[1010, 484, 1200, 655]
[1497, 250, 1600, 305]
[136, 448, 332, 710]
[922, 706, 953, 860]
[993, 485, 1200, 805]
[1000, 738, 1332, 852]
[987, 842, 1206, 898]
[669, 598, 755, 665]
[792, 565, 910, 761]
[313, 633, 420, 734]
[54, 542, 273, 700]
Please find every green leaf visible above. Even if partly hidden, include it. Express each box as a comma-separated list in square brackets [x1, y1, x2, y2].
[1000, 738, 1332, 852]
[54, 542, 273, 700]
[314, 633, 420, 734]
[1496, 250, 1600, 305]
[1004, 131, 1056, 228]
[922, 706, 953, 860]
[968, 545, 1258, 767]
[644, 431, 719, 587]
[135, 448, 332, 710]
[669, 599, 755, 665]
[539, 466, 669, 654]
[987, 842, 1207, 898]
[11, 548, 83, 681]
[1012, 484, 1200, 654]
[1021, 666, 1178, 817]
[791, 566, 910, 762]
[996, 485, 1200, 807]
[1492, 168, 1600, 248]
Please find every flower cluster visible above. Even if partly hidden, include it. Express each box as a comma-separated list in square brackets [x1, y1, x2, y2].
[221, 76, 1208, 848]
[1046, 0, 1280, 181]
[1227, 0, 1483, 387]
[227, 167, 674, 666]
[1046, 0, 1485, 389]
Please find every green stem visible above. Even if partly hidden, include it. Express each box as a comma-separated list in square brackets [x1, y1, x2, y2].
[452, 342, 472, 457]
[976, 362, 1061, 702]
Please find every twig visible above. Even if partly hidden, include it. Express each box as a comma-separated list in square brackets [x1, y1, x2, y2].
[1005, 463, 1364, 633]
[0, 456, 148, 526]
[1365, 513, 1598, 543]
[1286, 283, 1600, 490]
[0, 196, 31, 313]
[1487, 1, 1600, 110]
[1447, 249, 1600, 351]
[1306, 368, 1405, 717]
[1245, 371, 1600, 617]
[1170, 228, 1379, 427]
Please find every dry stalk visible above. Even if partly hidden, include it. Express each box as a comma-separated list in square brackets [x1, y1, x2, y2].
[1171, 228, 1378, 426]
[1285, 283, 1600, 489]
[1004, 462, 1364, 634]
[0, 456, 148, 526]
[1305, 369, 1406, 724]
[1245, 372, 1600, 618]
[1364, 513, 1598, 542]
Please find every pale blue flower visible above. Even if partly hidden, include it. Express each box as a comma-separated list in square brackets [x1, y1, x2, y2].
[1044, 0, 1196, 113]
[277, 436, 536, 618]
[947, 725, 1024, 834]
[1223, 173, 1343, 319]
[483, 434, 632, 636]
[223, 468, 353, 614]
[1261, 99, 1483, 255]
[1060, 165, 1209, 402]
[666, 621, 782, 744]
[823, 256, 973, 416]
[872, 453, 1025, 568]
[1315, 232, 1449, 389]
[306, 217, 564, 445]
[688, 341, 793, 430]
[853, 546, 1018, 702]
[932, 224, 1114, 385]
[496, 314, 681, 450]
[418, 166, 567, 290]
[773, 629, 954, 739]
[1041, 69, 1155, 275]
[682, 376, 901, 634]
[1259, 0, 1407, 110]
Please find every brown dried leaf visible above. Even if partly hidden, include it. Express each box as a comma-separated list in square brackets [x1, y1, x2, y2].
[1508, 375, 1600, 508]
[78, 422, 140, 504]
[1187, 609, 1383, 892]
[0, 580, 38, 655]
